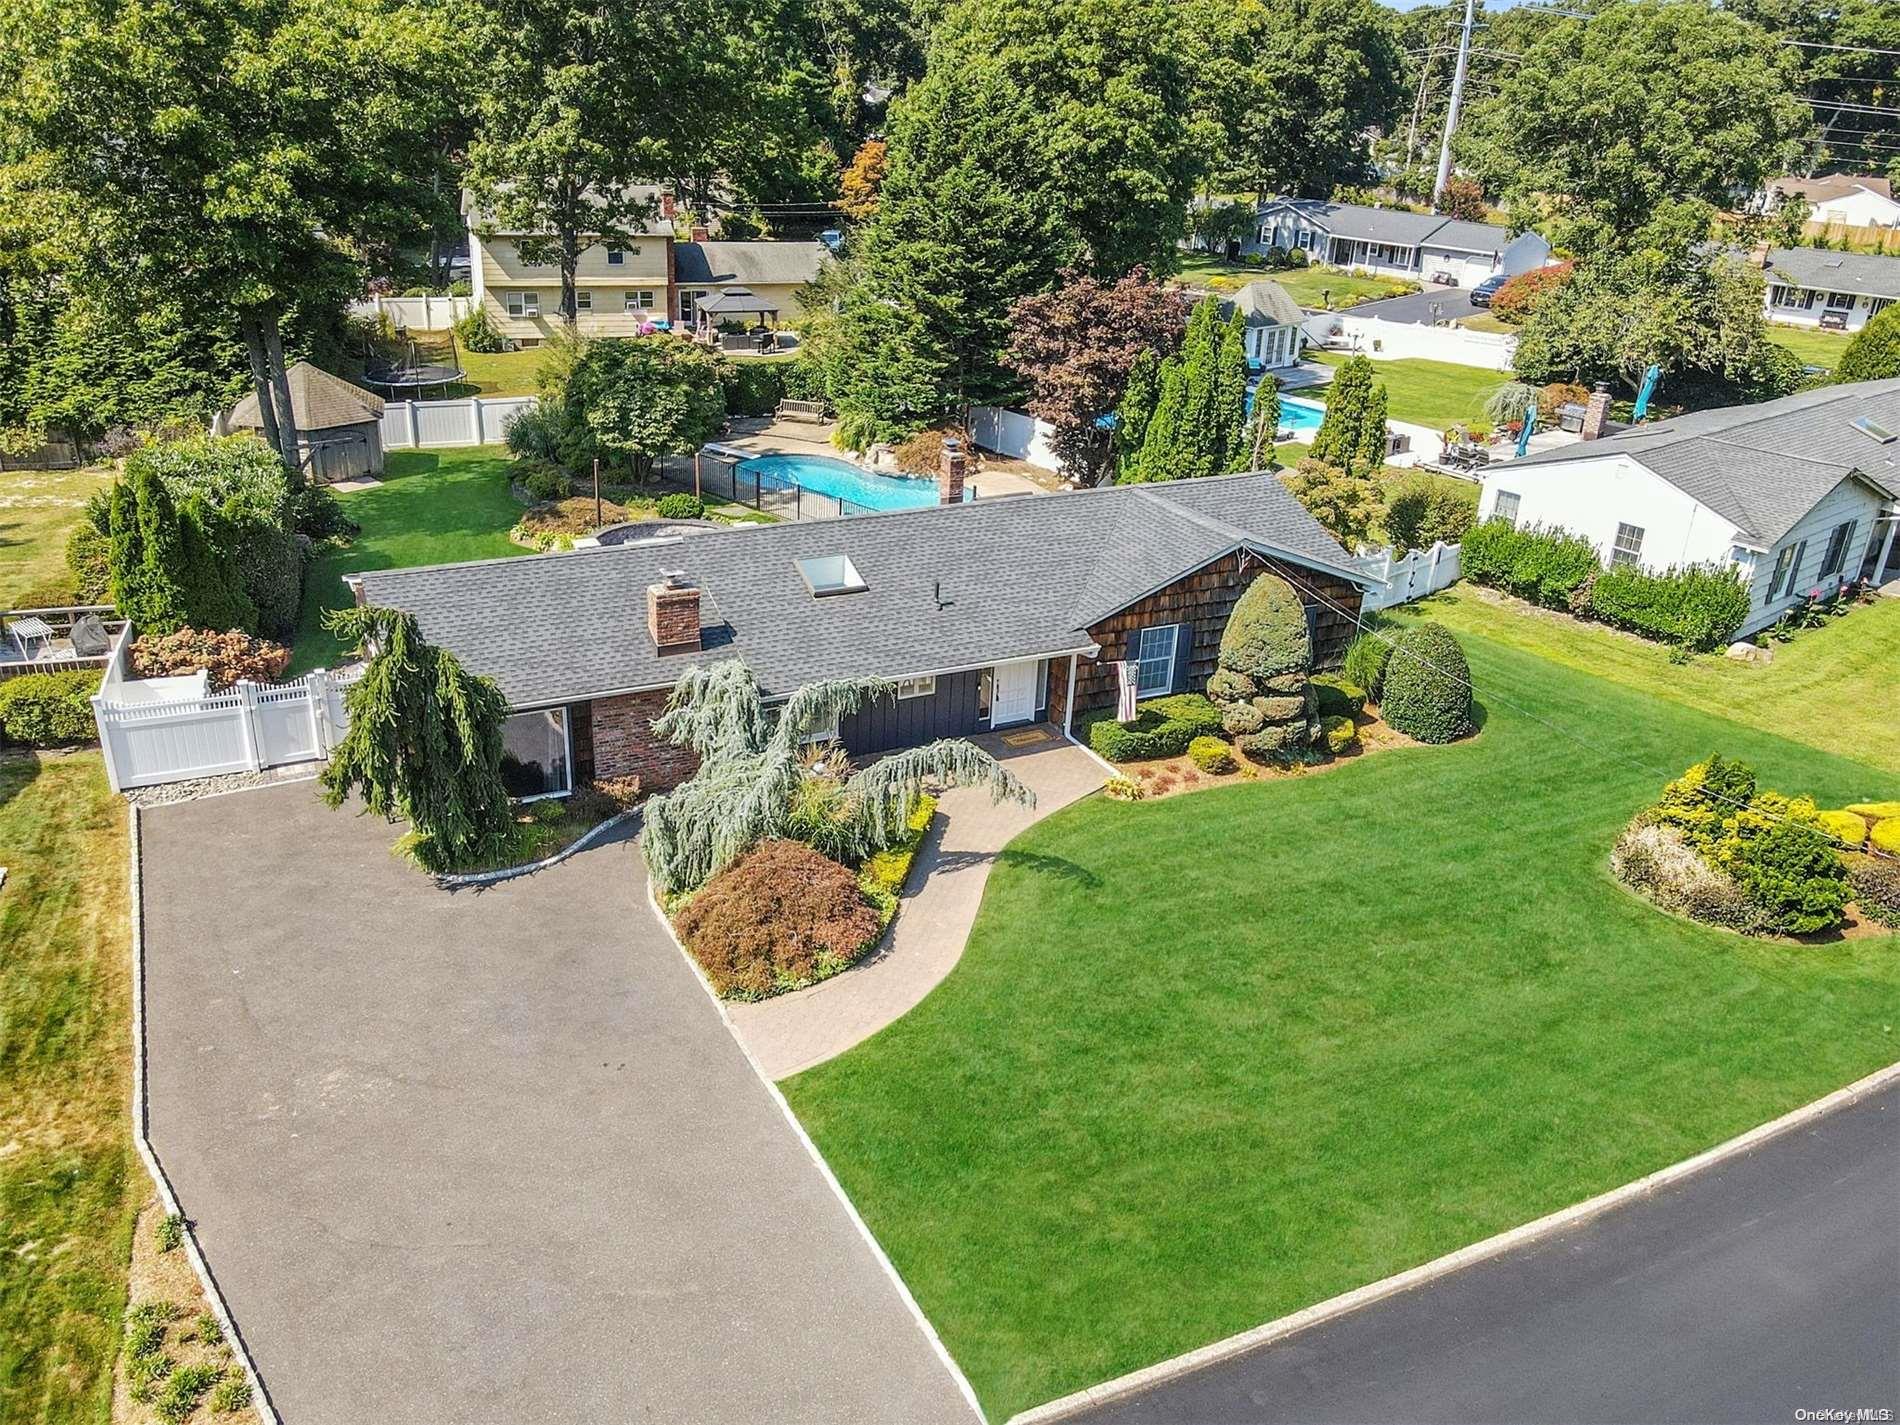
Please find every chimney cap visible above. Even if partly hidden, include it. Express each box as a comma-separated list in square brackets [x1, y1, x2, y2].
[660, 568, 690, 588]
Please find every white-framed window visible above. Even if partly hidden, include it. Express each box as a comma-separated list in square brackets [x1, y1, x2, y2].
[1872, 298, 1893, 316]
[499, 708, 571, 800]
[1493, 490, 1521, 526]
[607, 246, 624, 266]
[802, 710, 840, 745]
[575, 289, 593, 313]
[624, 289, 658, 314]
[1826, 289, 1856, 311]
[1134, 623, 1178, 697]
[680, 289, 707, 323]
[1819, 519, 1857, 577]
[894, 675, 936, 700]
[1611, 523, 1645, 569]
[1767, 539, 1806, 601]
[505, 290, 539, 319]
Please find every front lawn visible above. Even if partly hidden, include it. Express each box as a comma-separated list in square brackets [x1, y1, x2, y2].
[1421, 583, 1900, 775]
[0, 465, 114, 607]
[1767, 323, 1855, 373]
[1312, 349, 1509, 430]
[292, 446, 526, 671]
[1173, 256, 1417, 309]
[786, 630, 1899, 1420]
[0, 752, 137, 1425]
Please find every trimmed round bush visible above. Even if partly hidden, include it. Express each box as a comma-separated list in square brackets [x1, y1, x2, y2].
[673, 839, 882, 999]
[1846, 800, 1900, 820]
[1379, 623, 1474, 744]
[1311, 674, 1366, 720]
[1321, 714, 1357, 754]
[1217, 574, 1309, 679]
[657, 492, 706, 519]
[521, 465, 570, 502]
[1205, 668, 1257, 703]
[1236, 722, 1307, 759]
[1341, 632, 1391, 701]
[1251, 694, 1305, 722]
[1814, 809, 1868, 848]
[1187, 735, 1236, 774]
[1872, 819, 1900, 856]
[1221, 702, 1265, 736]
[0, 670, 102, 747]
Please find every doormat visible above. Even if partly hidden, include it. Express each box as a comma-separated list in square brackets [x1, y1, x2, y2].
[1000, 727, 1053, 747]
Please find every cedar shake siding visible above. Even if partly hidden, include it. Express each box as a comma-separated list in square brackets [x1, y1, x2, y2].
[590, 690, 700, 791]
[1045, 654, 1074, 732]
[1072, 553, 1364, 715]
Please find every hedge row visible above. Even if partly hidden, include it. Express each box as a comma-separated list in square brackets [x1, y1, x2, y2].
[719, 356, 827, 418]
[1461, 519, 1750, 650]
[0, 670, 101, 747]
[1081, 693, 1223, 762]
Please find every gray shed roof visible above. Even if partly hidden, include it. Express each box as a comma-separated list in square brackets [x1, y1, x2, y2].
[1221, 280, 1305, 328]
[1764, 246, 1900, 300]
[358, 472, 1367, 709]
[1508, 378, 1900, 546]
[674, 241, 828, 288]
[1259, 199, 1511, 254]
[228, 362, 383, 433]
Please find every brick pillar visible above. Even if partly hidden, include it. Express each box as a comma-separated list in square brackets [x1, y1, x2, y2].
[940, 437, 967, 505]
[1581, 383, 1612, 442]
[647, 578, 701, 652]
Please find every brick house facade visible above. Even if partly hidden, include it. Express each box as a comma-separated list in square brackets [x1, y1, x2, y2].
[581, 690, 701, 791]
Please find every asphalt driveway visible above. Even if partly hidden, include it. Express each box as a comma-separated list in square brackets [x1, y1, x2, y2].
[1347, 286, 1482, 325]
[139, 781, 975, 1424]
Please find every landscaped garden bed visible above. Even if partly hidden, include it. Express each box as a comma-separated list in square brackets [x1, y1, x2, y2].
[425, 777, 643, 878]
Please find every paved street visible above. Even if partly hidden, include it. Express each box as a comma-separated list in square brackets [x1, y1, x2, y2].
[1077, 1084, 1900, 1425]
[140, 782, 975, 1425]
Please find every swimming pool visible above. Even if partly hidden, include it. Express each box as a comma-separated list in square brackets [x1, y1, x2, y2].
[738, 453, 942, 512]
[1279, 396, 1325, 437]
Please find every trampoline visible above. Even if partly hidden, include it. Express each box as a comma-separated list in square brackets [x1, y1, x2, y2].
[362, 333, 467, 397]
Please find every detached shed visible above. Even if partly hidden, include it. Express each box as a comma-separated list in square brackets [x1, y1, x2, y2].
[225, 363, 386, 484]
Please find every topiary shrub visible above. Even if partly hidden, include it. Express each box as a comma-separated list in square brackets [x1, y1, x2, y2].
[1847, 800, 1900, 820]
[1209, 574, 1313, 758]
[674, 838, 883, 999]
[1082, 693, 1223, 762]
[1378, 623, 1473, 743]
[1341, 630, 1391, 701]
[0, 670, 102, 746]
[1814, 809, 1868, 848]
[1845, 853, 1900, 928]
[130, 628, 292, 690]
[1873, 818, 1900, 856]
[1320, 714, 1357, 754]
[1311, 674, 1366, 719]
[657, 492, 705, 519]
[1187, 735, 1235, 774]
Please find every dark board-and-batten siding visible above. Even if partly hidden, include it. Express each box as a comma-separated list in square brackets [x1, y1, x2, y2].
[840, 669, 986, 756]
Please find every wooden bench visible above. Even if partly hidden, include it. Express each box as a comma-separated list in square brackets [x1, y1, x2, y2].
[775, 399, 828, 424]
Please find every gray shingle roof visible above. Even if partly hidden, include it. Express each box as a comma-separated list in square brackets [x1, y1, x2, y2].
[228, 362, 383, 432]
[1259, 199, 1511, 254]
[1507, 378, 1900, 545]
[1764, 247, 1900, 300]
[674, 241, 828, 288]
[358, 472, 1365, 708]
[1220, 280, 1304, 328]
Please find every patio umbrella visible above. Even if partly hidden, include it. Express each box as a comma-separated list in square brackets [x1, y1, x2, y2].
[1515, 401, 1537, 458]
[1116, 660, 1140, 723]
[1631, 363, 1662, 421]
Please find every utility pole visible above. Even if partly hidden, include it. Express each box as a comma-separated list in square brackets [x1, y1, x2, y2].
[1433, 0, 1478, 206]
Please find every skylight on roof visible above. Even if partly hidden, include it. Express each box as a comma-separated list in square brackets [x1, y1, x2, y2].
[1851, 415, 1897, 444]
[797, 554, 866, 596]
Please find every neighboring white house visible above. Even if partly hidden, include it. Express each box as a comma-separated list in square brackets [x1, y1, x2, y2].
[1760, 174, 1900, 230]
[1246, 199, 1551, 288]
[1761, 247, 1900, 333]
[1218, 280, 1306, 369]
[1478, 381, 1900, 638]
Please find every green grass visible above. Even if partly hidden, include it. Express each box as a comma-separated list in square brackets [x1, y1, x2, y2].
[0, 752, 137, 1425]
[1312, 349, 1509, 430]
[0, 466, 114, 608]
[292, 446, 527, 671]
[1767, 323, 1855, 373]
[454, 347, 544, 397]
[1173, 257, 1417, 310]
[786, 631, 1900, 1420]
[1421, 583, 1900, 776]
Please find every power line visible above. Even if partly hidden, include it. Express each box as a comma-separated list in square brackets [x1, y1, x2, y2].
[1784, 37, 1900, 57]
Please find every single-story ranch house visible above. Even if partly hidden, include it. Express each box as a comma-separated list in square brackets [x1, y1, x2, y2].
[352, 465, 1372, 798]
[1479, 380, 1900, 638]
[467, 185, 828, 347]
[1247, 199, 1552, 288]
[1761, 246, 1900, 332]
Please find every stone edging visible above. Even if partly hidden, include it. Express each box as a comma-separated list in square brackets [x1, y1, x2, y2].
[431, 807, 640, 889]
[1008, 1057, 1900, 1425]
[642, 882, 988, 1424]
[127, 806, 281, 1424]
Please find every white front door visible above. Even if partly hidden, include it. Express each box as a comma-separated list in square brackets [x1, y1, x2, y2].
[990, 659, 1039, 728]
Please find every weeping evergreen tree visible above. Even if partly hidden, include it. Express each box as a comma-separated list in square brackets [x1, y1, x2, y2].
[320, 606, 515, 872]
[642, 660, 1035, 894]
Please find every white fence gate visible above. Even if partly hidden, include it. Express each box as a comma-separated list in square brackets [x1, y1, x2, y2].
[1357, 541, 1462, 612]
[381, 396, 536, 450]
[94, 668, 359, 792]
[967, 405, 1063, 472]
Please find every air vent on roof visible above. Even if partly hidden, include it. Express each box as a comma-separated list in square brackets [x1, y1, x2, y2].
[1851, 415, 1897, 444]
[797, 554, 866, 596]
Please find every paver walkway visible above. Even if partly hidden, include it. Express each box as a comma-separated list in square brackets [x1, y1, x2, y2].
[728, 730, 1105, 1080]
[140, 782, 977, 1425]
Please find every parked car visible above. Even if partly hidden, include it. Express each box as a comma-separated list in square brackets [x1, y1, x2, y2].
[1469, 274, 1509, 308]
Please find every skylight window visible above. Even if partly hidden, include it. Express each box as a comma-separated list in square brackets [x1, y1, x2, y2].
[1851, 416, 1897, 443]
[797, 554, 867, 596]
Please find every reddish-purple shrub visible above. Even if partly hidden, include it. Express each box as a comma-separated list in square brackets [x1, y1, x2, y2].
[674, 839, 882, 998]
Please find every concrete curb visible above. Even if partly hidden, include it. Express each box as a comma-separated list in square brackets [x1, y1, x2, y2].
[1008, 1057, 1900, 1425]
[642, 878, 988, 1424]
[128, 805, 281, 1423]
[432, 806, 639, 889]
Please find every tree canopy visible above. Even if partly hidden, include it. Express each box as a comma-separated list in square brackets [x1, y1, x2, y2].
[1835, 304, 1900, 383]
[566, 336, 729, 479]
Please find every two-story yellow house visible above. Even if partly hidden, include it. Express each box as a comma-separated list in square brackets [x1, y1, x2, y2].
[468, 188, 827, 348]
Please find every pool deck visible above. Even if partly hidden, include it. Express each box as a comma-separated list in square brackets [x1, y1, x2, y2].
[718, 417, 1044, 504]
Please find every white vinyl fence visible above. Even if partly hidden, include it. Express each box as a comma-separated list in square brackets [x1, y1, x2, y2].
[93, 657, 361, 792]
[1303, 314, 1517, 371]
[381, 396, 536, 450]
[1357, 540, 1462, 612]
[349, 294, 473, 330]
[968, 405, 1062, 472]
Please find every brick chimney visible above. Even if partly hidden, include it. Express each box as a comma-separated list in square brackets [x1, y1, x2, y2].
[689, 224, 709, 242]
[660, 191, 675, 219]
[1581, 382, 1613, 442]
[939, 436, 967, 505]
[647, 572, 701, 653]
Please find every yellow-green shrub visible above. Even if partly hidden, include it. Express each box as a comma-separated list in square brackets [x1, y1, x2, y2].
[1187, 736, 1235, 774]
[1815, 810, 1868, 848]
[1321, 715, 1357, 754]
[1871, 818, 1900, 855]
[859, 794, 937, 911]
[1846, 801, 1900, 820]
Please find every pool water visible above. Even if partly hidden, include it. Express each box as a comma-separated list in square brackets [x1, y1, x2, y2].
[738, 453, 943, 512]
[1279, 396, 1325, 437]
